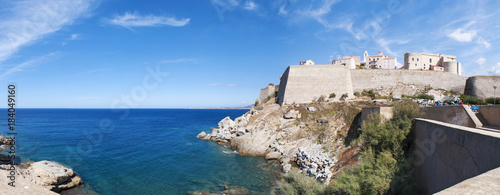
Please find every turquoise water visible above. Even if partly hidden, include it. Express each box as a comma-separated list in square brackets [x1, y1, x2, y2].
[1, 109, 280, 194]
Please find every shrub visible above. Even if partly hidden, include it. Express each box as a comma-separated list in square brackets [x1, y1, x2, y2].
[277, 170, 327, 195]
[417, 94, 434, 100]
[331, 99, 419, 194]
[329, 93, 336, 99]
[354, 92, 360, 97]
[366, 90, 376, 99]
[485, 97, 500, 105]
[318, 95, 327, 102]
[341, 93, 348, 100]
[460, 95, 487, 105]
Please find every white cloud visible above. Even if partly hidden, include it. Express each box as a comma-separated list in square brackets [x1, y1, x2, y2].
[207, 83, 237, 87]
[279, 4, 288, 15]
[70, 33, 79, 40]
[447, 28, 477, 42]
[243, 1, 258, 11]
[475, 57, 486, 66]
[476, 37, 491, 49]
[159, 58, 199, 64]
[488, 63, 500, 76]
[0, 52, 57, 79]
[0, 0, 96, 65]
[106, 12, 190, 28]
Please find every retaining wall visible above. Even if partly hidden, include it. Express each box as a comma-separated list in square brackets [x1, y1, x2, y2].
[411, 119, 500, 194]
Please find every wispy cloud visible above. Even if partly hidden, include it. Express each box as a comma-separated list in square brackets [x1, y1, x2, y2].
[207, 83, 237, 87]
[475, 57, 486, 66]
[0, 52, 58, 79]
[243, 1, 258, 11]
[0, 0, 97, 65]
[106, 12, 190, 28]
[489, 63, 500, 76]
[159, 58, 200, 64]
[447, 28, 477, 42]
[70, 33, 80, 40]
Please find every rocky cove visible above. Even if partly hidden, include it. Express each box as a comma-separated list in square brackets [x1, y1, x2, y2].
[0, 135, 83, 194]
[197, 98, 372, 191]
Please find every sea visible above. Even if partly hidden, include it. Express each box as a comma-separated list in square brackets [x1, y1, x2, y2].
[1, 109, 281, 194]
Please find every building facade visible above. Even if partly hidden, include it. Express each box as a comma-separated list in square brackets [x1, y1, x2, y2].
[403, 52, 461, 75]
[332, 57, 356, 69]
[363, 50, 397, 69]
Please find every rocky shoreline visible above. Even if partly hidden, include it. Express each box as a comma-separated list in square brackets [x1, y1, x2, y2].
[197, 99, 356, 187]
[0, 135, 83, 194]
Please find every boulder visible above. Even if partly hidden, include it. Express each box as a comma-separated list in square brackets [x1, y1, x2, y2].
[282, 164, 291, 172]
[265, 152, 281, 160]
[218, 117, 235, 131]
[283, 110, 301, 119]
[202, 134, 212, 140]
[307, 107, 317, 112]
[197, 132, 207, 138]
[21, 160, 83, 192]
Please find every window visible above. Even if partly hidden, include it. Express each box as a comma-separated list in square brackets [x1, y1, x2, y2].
[430, 59, 432, 63]
[412, 58, 414, 61]
[415, 63, 417, 66]
[417, 58, 419, 61]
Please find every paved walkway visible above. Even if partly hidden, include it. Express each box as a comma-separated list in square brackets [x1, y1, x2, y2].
[436, 167, 500, 195]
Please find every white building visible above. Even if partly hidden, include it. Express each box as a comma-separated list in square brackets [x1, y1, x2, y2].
[300, 60, 315, 65]
[403, 52, 461, 75]
[332, 56, 357, 69]
[363, 50, 397, 69]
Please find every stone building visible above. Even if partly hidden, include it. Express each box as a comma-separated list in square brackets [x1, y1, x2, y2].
[403, 52, 461, 75]
[363, 50, 397, 69]
[332, 57, 356, 69]
[299, 60, 315, 65]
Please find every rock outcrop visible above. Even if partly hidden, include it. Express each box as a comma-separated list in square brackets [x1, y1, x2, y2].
[197, 99, 364, 184]
[18, 161, 83, 192]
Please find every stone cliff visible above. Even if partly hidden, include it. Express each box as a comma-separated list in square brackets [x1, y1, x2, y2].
[198, 98, 372, 184]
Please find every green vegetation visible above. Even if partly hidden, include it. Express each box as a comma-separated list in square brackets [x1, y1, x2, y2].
[460, 95, 487, 105]
[277, 100, 421, 195]
[362, 90, 377, 99]
[341, 93, 348, 100]
[354, 92, 360, 97]
[485, 97, 500, 105]
[329, 93, 336, 99]
[333, 99, 419, 194]
[278, 169, 327, 195]
[417, 94, 434, 100]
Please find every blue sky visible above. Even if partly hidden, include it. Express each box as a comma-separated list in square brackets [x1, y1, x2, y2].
[0, 0, 499, 108]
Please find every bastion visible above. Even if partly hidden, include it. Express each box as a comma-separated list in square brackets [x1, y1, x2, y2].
[276, 65, 471, 105]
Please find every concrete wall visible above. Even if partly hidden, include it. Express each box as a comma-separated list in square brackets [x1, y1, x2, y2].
[361, 107, 393, 124]
[277, 65, 353, 105]
[465, 76, 500, 99]
[420, 105, 478, 128]
[411, 118, 500, 194]
[478, 105, 500, 127]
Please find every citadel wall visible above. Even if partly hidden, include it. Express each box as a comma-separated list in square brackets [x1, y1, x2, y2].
[350, 69, 467, 95]
[465, 76, 500, 99]
[277, 65, 353, 105]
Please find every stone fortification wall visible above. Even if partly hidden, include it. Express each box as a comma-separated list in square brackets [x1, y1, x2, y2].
[258, 84, 278, 104]
[350, 69, 467, 96]
[277, 66, 469, 105]
[277, 65, 353, 105]
[465, 76, 500, 99]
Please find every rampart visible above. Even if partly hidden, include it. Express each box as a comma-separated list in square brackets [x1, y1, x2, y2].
[277, 66, 468, 105]
[350, 69, 467, 94]
[277, 65, 353, 105]
[465, 76, 500, 99]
